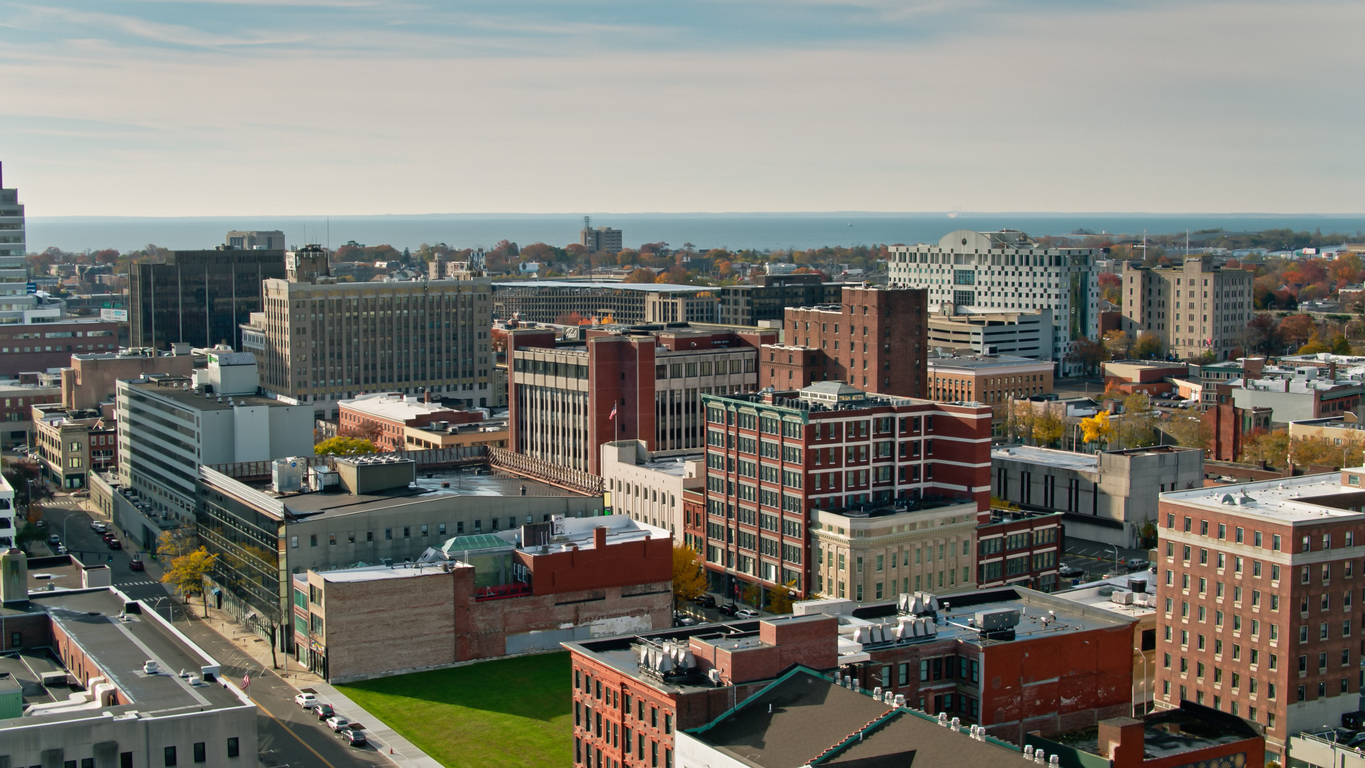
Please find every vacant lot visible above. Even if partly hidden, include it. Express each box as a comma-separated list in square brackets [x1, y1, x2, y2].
[338, 652, 572, 768]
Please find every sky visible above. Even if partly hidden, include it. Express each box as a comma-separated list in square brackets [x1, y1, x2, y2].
[1, 0, 1362, 217]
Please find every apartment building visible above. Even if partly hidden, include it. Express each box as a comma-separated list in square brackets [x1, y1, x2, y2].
[509, 324, 772, 475]
[0, 162, 25, 300]
[1120, 257, 1255, 362]
[887, 230, 1099, 375]
[1155, 471, 1365, 762]
[130, 247, 287, 351]
[927, 353, 1054, 436]
[691, 382, 991, 599]
[600, 440, 703, 536]
[242, 267, 493, 418]
[491, 281, 718, 325]
[762, 285, 929, 399]
[927, 306, 1055, 362]
[580, 225, 623, 254]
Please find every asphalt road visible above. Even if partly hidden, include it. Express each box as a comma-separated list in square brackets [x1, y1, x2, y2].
[35, 494, 390, 768]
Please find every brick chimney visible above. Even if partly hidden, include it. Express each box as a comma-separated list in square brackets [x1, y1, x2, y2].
[1096, 717, 1145, 768]
[593, 526, 608, 550]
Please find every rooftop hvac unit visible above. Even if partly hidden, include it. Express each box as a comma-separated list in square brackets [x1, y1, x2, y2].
[1110, 591, 1135, 605]
[974, 608, 1021, 632]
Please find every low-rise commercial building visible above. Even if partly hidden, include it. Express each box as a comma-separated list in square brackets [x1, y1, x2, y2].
[0, 380, 61, 447]
[293, 515, 672, 681]
[565, 584, 1138, 767]
[31, 402, 116, 489]
[0, 577, 256, 768]
[1052, 572, 1160, 713]
[197, 453, 605, 652]
[339, 391, 491, 452]
[1027, 702, 1264, 768]
[1103, 360, 1191, 397]
[0, 316, 120, 377]
[402, 412, 508, 451]
[1229, 376, 1362, 426]
[974, 507, 1063, 592]
[992, 444, 1205, 548]
[600, 440, 702, 537]
[60, 347, 195, 410]
[1288, 414, 1365, 447]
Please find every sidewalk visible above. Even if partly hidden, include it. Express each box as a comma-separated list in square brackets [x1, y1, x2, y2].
[182, 599, 443, 768]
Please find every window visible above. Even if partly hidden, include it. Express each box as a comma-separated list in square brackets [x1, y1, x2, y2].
[165, 747, 177, 767]
[194, 742, 206, 763]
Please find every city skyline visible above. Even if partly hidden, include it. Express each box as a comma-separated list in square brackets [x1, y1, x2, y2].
[1, 1, 1361, 218]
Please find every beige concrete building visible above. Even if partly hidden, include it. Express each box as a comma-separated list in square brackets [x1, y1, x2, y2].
[31, 402, 116, 489]
[403, 415, 509, 451]
[242, 266, 493, 418]
[599, 440, 703, 536]
[810, 498, 981, 601]
[1287, 414, 1365, 447]
[1120, 257, 1254, 362]
[60, 348, 195, 410]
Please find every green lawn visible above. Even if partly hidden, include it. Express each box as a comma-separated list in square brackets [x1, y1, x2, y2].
[338, 652, 572, 768]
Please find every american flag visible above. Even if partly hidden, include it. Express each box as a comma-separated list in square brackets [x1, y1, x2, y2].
[242, 673, 250, 689]
[609, 402, 617, 421]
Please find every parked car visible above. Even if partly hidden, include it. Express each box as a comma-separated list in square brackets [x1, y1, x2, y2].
[693, 594, 716, 608]
[294, 693, 318, 709]
[735, 608, 760, 619]
[673, 613, 697, 627]
[91, 521, 108, 533]
[339, 725, 367, 747]
[107, 539, 122, 550]
[35, 520, 48, 529]
[1057, 564, 1084, 578]
[326, 715, 352, 732]
[717, 603, 739, 617]
[130, 558, 145, 572]
[1125, 558, 1150, 572]
[102, 532, 117, 542]
[47, 534, 60, 545]
[72, 489, 89, 497]
[313, 703, 335, 720]
[56, 545, 67, 555]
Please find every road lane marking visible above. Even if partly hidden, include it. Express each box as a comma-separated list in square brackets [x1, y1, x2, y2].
[252, 697, 338, 768]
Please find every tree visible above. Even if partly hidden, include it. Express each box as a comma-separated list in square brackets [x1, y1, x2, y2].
[1132, 334, 1164, 359]
[1242, 314, 1282, 355]
[1115, 393, 1157, 448]
[1068, 337, 1108, 375]
[161, 546, 218, 617]
[315, 436, 377, 456]
[671, 545, 707, 609]
[1165, 414, 1211, 454]
[158, 528, 198, 561]
[765, 580, 798, 615]
[3, 458, 51, 507]
[1238, 429, 1291, 467]
[1102, 330, 1134, 361]
[1033, 405, 1065, 447]
[1279, 315, 1316, 349]
[623, 268, 655, 284]
[1332, 333, 1352, 355]
[740, 581, 763, 609]
[1005, 400, 1036, 444]
[1298, 332, 1329, 355]
[339, 422, 381, 443]
[1080, 410, 1114, 447]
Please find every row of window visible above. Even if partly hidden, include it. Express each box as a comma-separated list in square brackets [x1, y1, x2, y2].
[290, 515, 546, 546]
[1170, 513, 1358, 553]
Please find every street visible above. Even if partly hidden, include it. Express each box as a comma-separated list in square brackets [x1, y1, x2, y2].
[35, 494, 392, 768]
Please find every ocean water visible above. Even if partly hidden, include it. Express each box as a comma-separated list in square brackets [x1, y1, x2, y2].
[25, 212, 1365, 254]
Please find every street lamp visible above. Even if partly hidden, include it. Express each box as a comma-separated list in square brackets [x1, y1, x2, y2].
[1106, 545, 1121, 575]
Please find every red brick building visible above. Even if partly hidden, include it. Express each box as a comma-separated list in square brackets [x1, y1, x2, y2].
[1155, 469, 1365, 763]
[338, 392, 485, 452]
[564, 585, 1139, 767]
[295, 516, 672, 682]
[0, 317, 120, 377]
[761, 285, 928, 399]
[693, 382, 991, 599]
[510, 325, 776, 475]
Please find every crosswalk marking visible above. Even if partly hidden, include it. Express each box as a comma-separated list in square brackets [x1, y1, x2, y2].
[118, 580, 161, 587]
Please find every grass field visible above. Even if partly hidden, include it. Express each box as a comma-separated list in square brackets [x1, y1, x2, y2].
[338, 652, 573, 768]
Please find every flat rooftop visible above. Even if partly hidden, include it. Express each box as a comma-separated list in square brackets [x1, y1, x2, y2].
[126, 378, 290, 413]
[688, 668, 1016, 768]
[1161, 471, 1365, 523]
[0, 589, 248, 732]
[340, 393, 467, 421]
[639, 454, 700, 478]
[1053, 573, 1158, 619]
[927, 354, 1050, 370]
[278, 468, 587, 521]
[494, 280, 708, 293]
[1051, 705, 1260, 761]
[992, 444, 1099, 471]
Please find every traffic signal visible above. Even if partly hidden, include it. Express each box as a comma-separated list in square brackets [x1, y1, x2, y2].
[108, 555, 113, 563]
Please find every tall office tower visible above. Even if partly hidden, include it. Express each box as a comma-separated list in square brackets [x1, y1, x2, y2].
[690, 383, 991, 599]
[242, 266, 493, 419]
[0, 162, 26, 298]
[579, 221, 623, 254]
[1121, 257, 1255, 362]
[130, 247, 287, 351]
[887, 230, 1100, 376]
[762, 285, 929, 399]
[1156, 472, 1365, 763]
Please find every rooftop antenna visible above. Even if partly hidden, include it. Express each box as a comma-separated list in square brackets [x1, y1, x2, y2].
[1186, 229, 1190, 259]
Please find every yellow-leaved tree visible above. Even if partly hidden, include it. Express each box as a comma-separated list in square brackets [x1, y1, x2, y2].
[161, 546, 218, 618]
[1033, 405, 1065, 448]
[672, 544, 708, 610]
[1080, 411, 1114, 447]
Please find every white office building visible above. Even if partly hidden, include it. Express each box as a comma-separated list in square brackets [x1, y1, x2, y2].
[599, 440, 703, 537]
[0, 162, 27, 300]
[888, 230, 1099, 375]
